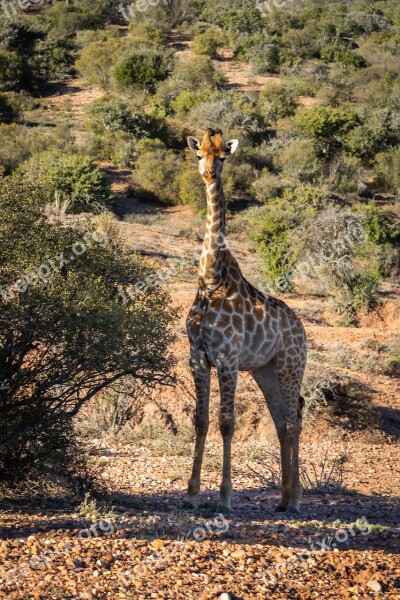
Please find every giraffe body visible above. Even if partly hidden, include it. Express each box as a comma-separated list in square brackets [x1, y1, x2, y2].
[184, 130, 307, 514]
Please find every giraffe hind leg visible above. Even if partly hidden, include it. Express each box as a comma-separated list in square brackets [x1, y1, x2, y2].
[252, 360, 303, 514]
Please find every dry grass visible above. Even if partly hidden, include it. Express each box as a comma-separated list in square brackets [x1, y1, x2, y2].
[244, 448, 348, 492]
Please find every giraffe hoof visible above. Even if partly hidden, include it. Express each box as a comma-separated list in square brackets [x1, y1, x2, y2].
[181, 501, 196, 511]
[285, 505, 301, 516]
[215, 505, 232, 516]
[274, 503, 288, 513]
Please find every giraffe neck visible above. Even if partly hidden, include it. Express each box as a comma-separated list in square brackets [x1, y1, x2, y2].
[199, 179, 227, 287]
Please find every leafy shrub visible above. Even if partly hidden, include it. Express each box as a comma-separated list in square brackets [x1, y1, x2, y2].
[31, 31, 77, 81]
[0, 49, 28, 91]
[0, 175, 175, 484]
[345, 109, 400, 159]
[114, 46, 172, 91]
[87, 97, 167, 139]
[247, 187, 340, 289]
[291, 206, 395, 321]
[18, 151, 114, 213]
[251, 42, 280, 75]
[172, 87, 219, 116]
[132, 139, 182, 205]
[375, 146, 400, 197]
[178, 164, 206, 212]
[193, 30, 220, 57]
[172, 55, 222, 91]
[76, 38, 123, 89]
[201, 0, 264, 37]
[0, 123, 74, 173]
[253, 170, 287, 202]
[0, 92, 20, 123]
[258, 85, 297, 122]
[320, 45, 367, 69]
[275, 139, 321, 184]
[334, 270, 380, 325]
[188, 92, 264, 139]
[234, 36, 280, 75]
[381, 335, 400, 377]
[297, 107, 359, 159]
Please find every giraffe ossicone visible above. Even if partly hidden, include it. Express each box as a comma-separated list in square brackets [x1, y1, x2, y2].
[184, 129, 307, 515]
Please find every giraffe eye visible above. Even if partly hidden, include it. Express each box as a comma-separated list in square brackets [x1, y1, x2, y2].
[196, 155, 202, 160]
[220, 156, 226, 162]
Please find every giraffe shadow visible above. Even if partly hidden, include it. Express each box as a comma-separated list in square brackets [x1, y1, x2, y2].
[2, 488, 398, 555]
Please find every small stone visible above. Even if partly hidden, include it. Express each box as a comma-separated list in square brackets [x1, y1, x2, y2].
[220, 594, 232, 600]
[151, 539, 166, 549]
[367, 580, 382, 592]
[231, 549, 246, 560]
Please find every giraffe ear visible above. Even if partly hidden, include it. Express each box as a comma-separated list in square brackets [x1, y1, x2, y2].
[187, 136, 200, 153]
[224, 139, 239, 155]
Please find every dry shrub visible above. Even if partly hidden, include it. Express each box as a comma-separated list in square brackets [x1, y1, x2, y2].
[245, 448, 348, 492]
[302, 368, 378, 430]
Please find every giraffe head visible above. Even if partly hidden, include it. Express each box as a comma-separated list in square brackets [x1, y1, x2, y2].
[187, 129, 239, 185]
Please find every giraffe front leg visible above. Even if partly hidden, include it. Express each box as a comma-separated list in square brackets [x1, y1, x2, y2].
[183, 351, 211, 510]
[216, 362, 238, 515]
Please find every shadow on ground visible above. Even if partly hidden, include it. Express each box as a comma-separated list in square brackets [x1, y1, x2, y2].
[1, 488, 399, 554]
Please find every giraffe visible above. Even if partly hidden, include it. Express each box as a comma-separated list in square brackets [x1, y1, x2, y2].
[182, 129, 307, 515]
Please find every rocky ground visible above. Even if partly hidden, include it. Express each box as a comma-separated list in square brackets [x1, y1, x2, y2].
[1, 433, 400, 599]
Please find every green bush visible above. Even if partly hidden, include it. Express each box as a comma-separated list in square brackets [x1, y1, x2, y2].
[335, 271, 380, 325]
[132, 139, 182, 205]
[193, 30, 220, 58]
[18, 151, 114, 214]
[249, 42, 280, 75]
[297, 107, 360, 159]
[381, 335, 400, 377]
[178, 164, 206, 212]
[0, 175, 175, 484]
[87, 97, 166, 139]
[172, 55, 222, 91]
[375, 146, 400, 198]
[275, 139, 321, 184]
[0, 123, 74, 174]
[201, 0, 264, 37]
[114, 47, 172, 92]
[0, 93, 20, 123]
[0, 50, 28, 91]
[85, 129, 138, 167]
[320, 45, 367, 69]
[345, 109, 400, 159]
[188, 92, 264, 139]
[253, 170, 287, 202]
[76, 38, 123, 90]
[172, 87, 219, 115]
[258, 85, 297, 122]
[247, 187, 340, 289]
